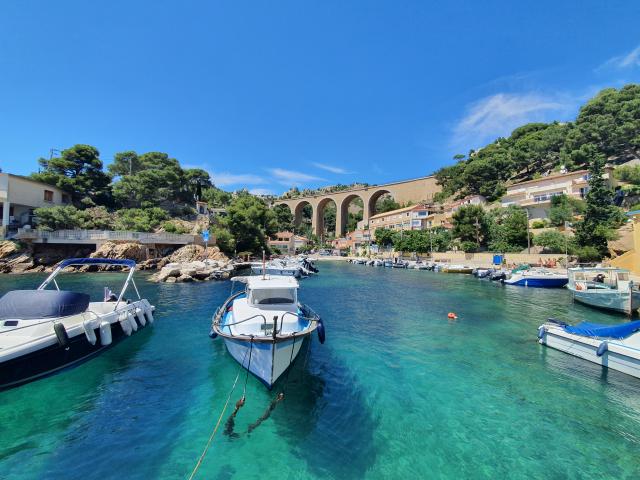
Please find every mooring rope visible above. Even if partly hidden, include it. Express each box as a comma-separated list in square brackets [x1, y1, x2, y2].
[187, 347, 250, 480]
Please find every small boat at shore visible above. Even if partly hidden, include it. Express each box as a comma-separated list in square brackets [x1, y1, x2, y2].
[568, 267, 640, 315]
[442, 264, 474, 274]
[503, 268, 568, 288]
[0, 258, 155, 391]
[210, 275, 325, 388]
[538, 318, 640, 378]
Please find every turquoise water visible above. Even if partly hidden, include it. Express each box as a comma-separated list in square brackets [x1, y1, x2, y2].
[1, 262, 640, 479]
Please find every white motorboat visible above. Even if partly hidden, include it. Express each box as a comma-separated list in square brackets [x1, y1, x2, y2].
[538, 318, 640, 378]
[503, 268, 568, 288]
[251, 259, 302, 278]
[210, 275, 325, 388]
[373, 259, 384, 267]
[568, 267, 640, 315]
[0, 258, 155, 391]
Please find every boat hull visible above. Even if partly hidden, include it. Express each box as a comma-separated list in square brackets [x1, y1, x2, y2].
[571, 289, 640, 315]
[539, 326, 640, 378]
[504, 277, 568, 288]
[223, 335, 307, 388]
[0, 318, 145, 391]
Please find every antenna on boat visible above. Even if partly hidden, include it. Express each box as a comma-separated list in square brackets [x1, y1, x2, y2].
[262, 249, 266, 279]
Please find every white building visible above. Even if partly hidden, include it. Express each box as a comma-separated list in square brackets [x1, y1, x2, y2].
[1, 173, 69, 237]
[500, 168, 615, 220]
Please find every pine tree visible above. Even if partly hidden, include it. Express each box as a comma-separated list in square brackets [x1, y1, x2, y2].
[575, 147, 619, 258]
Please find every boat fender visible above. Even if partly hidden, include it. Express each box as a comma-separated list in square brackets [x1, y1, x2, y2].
[144, 306, 154, 324]
[127, 311, 138, 332]
[597, 341, 608, 357]
[317, 319, 326, 344]
[119, 314, 133, 336]
[537, 326, 545, 340]
[99, 321, 113, 346]
[82, 320, 97, 345]
[209, 329, 218, 339]
[54, 323, 70, 350]
[136, 307, 147, 327]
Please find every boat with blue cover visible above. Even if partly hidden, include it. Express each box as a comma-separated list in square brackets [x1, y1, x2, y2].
[210, 275, 324, 388]
[0, 258, 155, 390]
[503, 268, 568, 288]
[538, 318, 640, 378]
[568, 267, 640, 315]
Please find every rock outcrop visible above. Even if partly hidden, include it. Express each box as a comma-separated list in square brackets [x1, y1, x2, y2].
[90, 241, 149, 263]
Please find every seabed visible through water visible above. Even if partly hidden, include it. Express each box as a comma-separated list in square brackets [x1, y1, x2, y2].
[1, 262, 639, 479]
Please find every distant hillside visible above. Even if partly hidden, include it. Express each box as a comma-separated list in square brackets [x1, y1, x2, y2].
[435, 84, 640, 202]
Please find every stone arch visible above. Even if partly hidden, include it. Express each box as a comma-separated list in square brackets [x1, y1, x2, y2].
[293, 200, 312, 230]
[367, 189, 393, 217]
[338, 193, 366, 237]
[315, 197, 338, 238]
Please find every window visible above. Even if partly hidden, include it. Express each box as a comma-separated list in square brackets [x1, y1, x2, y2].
[44, 190, 54, 202]
[251, 288, 296, 305]
[533, 192, 563, 203]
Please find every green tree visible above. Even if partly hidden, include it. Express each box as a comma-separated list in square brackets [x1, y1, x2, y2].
[375, 195, 402, 214]
[201, 186, 232, 207]
[374, 228, 395, 247]
[452, 205, 489, 247]
[114, 208, 169, 232]
[533, 230, 570, 254]
[487, 206, 528, 252]
[272, 204, 294, 232]
[614, 164, 640, 185]
[548, 194, 586, 227]
[108, 151, 143, 177]
[222, 193, 278, 254]
[574, 150, 623, 258]
[32, 144, 112, 206]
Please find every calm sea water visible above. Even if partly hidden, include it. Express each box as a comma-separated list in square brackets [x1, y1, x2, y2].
[1, 262, 639, 479]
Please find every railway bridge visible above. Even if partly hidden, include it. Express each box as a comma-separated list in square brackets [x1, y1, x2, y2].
[274, 176, 440, 237]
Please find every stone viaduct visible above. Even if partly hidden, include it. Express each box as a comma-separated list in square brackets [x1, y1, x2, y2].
[274, 176, 441, 237]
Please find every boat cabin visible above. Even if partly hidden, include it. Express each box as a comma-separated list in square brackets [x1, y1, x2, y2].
[247, 276, 299, 306]
[569, 267, 631, 291]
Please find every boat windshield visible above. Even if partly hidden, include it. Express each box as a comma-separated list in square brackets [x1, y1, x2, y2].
[250, 288, 296, 305]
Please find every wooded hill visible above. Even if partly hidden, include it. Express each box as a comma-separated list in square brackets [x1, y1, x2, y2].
[435, 84, 640, 202]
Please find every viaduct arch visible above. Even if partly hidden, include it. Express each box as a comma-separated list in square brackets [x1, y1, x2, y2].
[274, 175, 440, 238]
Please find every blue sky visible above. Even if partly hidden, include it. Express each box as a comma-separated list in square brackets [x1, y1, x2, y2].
[1, 1, 640, 195]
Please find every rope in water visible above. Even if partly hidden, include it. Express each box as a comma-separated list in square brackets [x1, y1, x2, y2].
[187, 347, 250, 480]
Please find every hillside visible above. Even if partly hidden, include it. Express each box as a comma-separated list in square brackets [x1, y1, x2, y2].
[435, 84, 640, 202]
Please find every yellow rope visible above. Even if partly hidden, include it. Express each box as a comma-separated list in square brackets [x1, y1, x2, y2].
[187, 364, 244, 480]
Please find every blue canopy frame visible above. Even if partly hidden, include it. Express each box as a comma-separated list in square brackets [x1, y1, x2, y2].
[57, 258, 136, 269]
[38, 257, 140, 309]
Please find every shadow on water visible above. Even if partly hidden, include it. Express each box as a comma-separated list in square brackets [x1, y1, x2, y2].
[268, 338, 379, 479]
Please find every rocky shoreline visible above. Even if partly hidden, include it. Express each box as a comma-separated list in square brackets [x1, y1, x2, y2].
[0, 240, 239, 282]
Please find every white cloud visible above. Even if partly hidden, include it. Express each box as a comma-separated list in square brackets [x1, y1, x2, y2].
[452, 92, 575, 150]
[249, 188, 275, 196]
[210, 172, 266, 187]
[599, 44, 640, 70]
[268, 168, 325, 185]
[311, 162, 351, 174]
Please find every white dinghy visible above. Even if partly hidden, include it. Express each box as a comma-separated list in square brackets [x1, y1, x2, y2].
[538, 318, 640, 378]
[0, 258, 155, 390]
[210, 275, 325, 388]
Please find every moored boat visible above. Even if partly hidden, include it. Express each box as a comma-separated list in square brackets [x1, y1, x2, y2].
[210, 275, 325, 388]
[538, 318, 640, 378]
[568, 267, 640, 315]
[503, 268, 568, 288]
[442, 264, 474, 274]
[0, 258, 155, 391]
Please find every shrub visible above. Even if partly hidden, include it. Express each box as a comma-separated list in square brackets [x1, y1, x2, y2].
[531, 220, 546, 229]
[114, 208, 169, 232]
[533, 230, 567, 253]
[573, 245, 602, 262]
[460, 240, 479, 253]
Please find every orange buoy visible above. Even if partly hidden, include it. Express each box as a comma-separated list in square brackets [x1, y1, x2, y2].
[447, 312, 458, 319]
